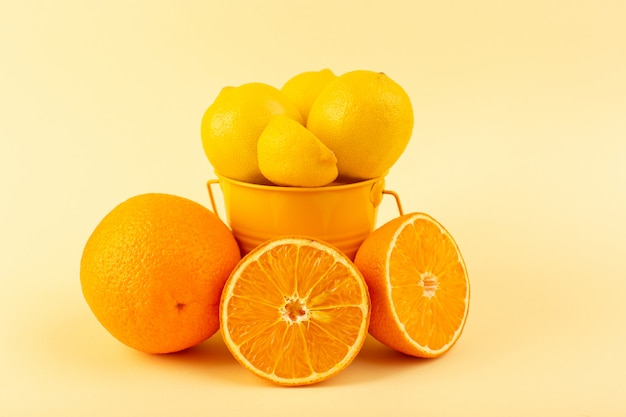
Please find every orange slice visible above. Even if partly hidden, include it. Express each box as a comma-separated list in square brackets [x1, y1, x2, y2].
[220, 237, 371, 386]
[354, 212, 470, 358]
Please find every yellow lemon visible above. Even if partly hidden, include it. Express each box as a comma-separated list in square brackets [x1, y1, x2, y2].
[201, 83, 303, 184]
[307, 70, 414, 181]
[257, 115, 338, 187]
[280, 69, 337, 124]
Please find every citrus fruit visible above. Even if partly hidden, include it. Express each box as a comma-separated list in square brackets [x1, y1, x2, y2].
[220, 237, 371, 386]
[257, 115, 338, 187]
[307, 70, 414, 181]
[80, 193, 241, 354]
[354, 212, 470, 358]
[200, 82, 303, 184]
[280, 69, 337, 124]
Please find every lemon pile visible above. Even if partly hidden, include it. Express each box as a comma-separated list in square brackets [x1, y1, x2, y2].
[200, 69, 414, 187]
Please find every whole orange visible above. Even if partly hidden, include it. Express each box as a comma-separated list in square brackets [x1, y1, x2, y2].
[80, 193, 241, 354]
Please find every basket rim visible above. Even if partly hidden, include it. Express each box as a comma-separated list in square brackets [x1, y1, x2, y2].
[213, 173, 386, 193]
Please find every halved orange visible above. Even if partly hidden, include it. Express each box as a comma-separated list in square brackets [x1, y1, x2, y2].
[220, 237, 371, 386]
[354, 212, 470, 358]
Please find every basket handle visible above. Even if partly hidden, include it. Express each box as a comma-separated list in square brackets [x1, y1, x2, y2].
[383, 189, 404, 216]
[206, 179, 221, 219]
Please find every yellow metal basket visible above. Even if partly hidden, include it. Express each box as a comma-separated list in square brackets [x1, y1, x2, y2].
[207, 175, 403, 260]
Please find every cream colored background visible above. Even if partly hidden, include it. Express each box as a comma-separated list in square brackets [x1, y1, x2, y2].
[1, 1, 625, 416]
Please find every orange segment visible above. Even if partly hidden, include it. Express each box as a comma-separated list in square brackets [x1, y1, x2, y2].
[354, 212, 470, 358]
[220, 237, 370, 386]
